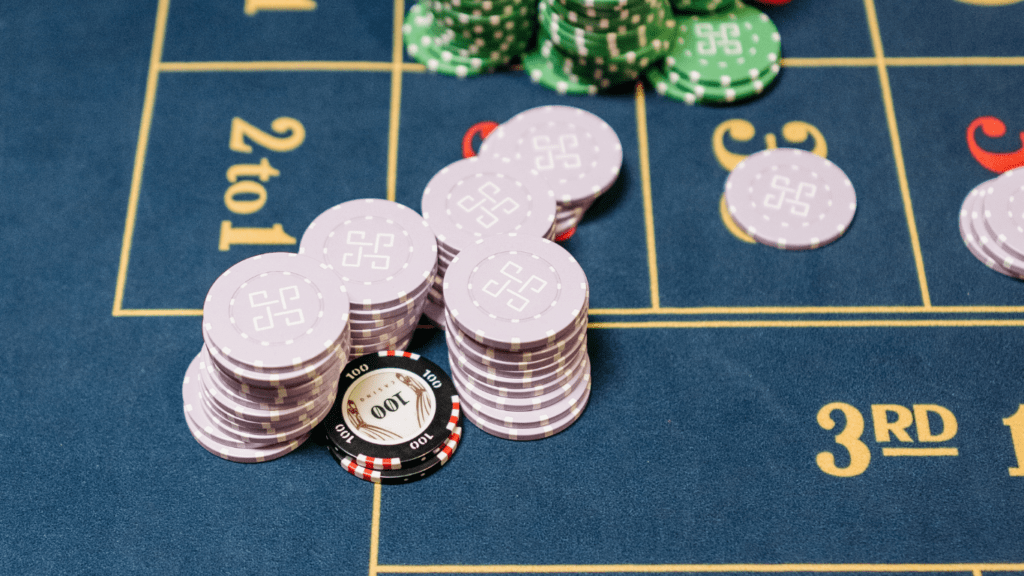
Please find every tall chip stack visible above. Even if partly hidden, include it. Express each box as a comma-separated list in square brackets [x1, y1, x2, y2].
[403, 0, 537, 78]
[184, 253, 352, 463]
[420, 156, 557, 328]
[443, 235, 592, 440]
[647, 1, 781, 105]
[300, 199, 437, 356]
[479, 105, 623, 238]
[523, 0, 675, 95]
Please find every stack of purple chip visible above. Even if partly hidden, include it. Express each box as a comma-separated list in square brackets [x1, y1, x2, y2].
[300, 199, 437, 355]
[442, 234, 592, 441]
[959, 169, 1024, 278]
[478, 105, 623, 237]
[420, 156, 558, 328]
[724, 147, 858, 250]
[184, 252, 352, 463]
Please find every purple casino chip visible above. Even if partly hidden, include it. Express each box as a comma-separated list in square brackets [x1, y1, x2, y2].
[457, 367, 589, 429]
[459, 379, 591, 441]
[970, 184, 1024, 277]
[446, 308, 589, 365]
[958, 182, 1016, 278]
[443, 234, 589, 351]
[979, 170, 1024, 262]
[420, 156, 557, 252]
[725, 148, 857, 250]
[449, 340, 588, 388]
[450, 354, 591, 404]
[300, 199, 437, 311]
[183, 352, 311, 463]
[202, 252, 351, 372]
[454, 363, 591, 413]
[205, 334, 347, 390]
[479, 105, 622, 206]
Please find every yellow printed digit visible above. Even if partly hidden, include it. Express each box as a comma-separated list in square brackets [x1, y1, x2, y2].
[1003, 404, 1024, 477]
[219, 221, 296, 251]
[245, 0, 317, 16]
[224, 181, 268, 215]
[230, 117, 305, 154]
[817, 402, 871, 477]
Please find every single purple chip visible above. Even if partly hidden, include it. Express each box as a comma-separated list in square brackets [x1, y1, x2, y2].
[420, 156, 557, 253]
[479, 105, 622, 206]
[202, 252, 351, 373]
[300, 199, 437, 311]
[443, 234, 589, 351]
[725, 148, 857, 250]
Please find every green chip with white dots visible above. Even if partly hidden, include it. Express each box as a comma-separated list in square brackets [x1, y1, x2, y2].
[664, 1, 780, 88]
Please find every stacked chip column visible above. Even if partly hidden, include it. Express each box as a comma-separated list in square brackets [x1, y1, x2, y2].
[403, 0, 537, 78]
[442, 235, 592, 440]
[523, 0, 675, 94]
[300, 199, 437, 356]
[420, 155, 557, 328]
[479, 105, 623, 237]
[184, 252, 352, 463]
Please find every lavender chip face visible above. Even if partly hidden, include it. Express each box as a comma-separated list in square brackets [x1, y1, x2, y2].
[421, 156, 557, 252]
[443, 234, 589, 351]
[979, 169, 1024, 262]
[202, 252, 350, 372]
[479, 105, 622, 205]
[725, 148, 857, 250]
[299, 198, 437, 311]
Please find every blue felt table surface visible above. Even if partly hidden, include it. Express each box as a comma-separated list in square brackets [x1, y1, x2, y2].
[2, 1, 1024, 574]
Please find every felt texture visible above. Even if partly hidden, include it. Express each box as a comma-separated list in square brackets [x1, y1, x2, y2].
[2, 0, 1024, 574]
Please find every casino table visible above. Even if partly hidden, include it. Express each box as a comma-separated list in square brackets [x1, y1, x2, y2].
[3, 0, 1024, 574]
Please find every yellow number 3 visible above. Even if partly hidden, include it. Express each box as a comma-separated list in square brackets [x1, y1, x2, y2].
[816, 402, 872, 478]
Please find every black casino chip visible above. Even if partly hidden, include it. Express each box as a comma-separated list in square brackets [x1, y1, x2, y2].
[322, 351, 460, 470]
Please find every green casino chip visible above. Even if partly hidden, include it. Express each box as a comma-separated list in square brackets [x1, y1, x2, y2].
[522, 41, 601, 95]
[539, 1, 667, 56]
[671, 0, 736, 14]
[665, 1, 780, 88]
[646, 58, 778, 104]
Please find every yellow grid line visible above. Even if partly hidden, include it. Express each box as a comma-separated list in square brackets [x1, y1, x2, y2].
[370, 483, 382, 576]
[782, 56, 1024, 67]
[864, 0, 931, 308]
[155, 57, 1024, 73]
[635, 82, 660, 310]
[159, 61, 425, 72]
[386, 0, 406, 203]
[374, 563, 1024, 574]
[588, 305, 1024, 315]
[115, 305, 1024, 318]
[112, 0, 171, 317]
[589, 319, 1024, 329]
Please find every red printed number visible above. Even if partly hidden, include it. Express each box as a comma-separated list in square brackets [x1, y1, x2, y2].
[462, 121, 500, 158]
[967, 116, 1024, 174]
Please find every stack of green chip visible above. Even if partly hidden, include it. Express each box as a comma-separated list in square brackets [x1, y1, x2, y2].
[670, 0, 736, 14]
[403, 0, 537, 78]
[523, 0, 676, 95]
[646, 1, 780, 104]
